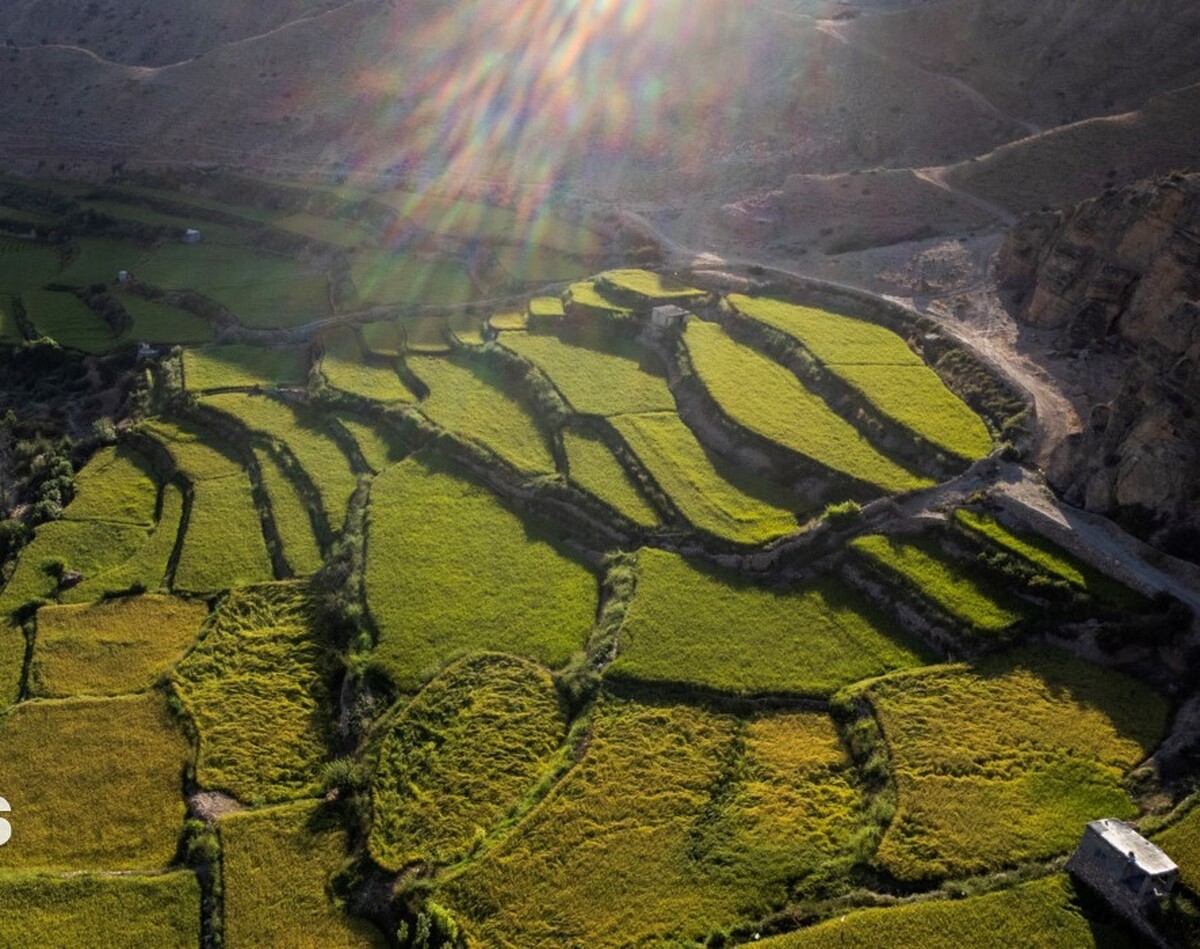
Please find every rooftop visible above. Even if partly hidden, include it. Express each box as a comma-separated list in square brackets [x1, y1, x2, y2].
[1089, 819, 1177, 875]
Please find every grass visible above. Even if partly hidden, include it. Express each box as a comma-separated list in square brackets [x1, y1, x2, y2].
[0, 239, 61, 294]
[220, 801, 384, 948]
[501, 332, 675, 416]
[0, 294, 22, 342]
[566, 280, 633, 315]
[858, 647, 1170, 881]
[445, 695, 866, 947]
[62, 483, 184, 601]
[597, 269, 704, 302]
[489, 309, 527, 331]
[408, 355, 556, 473]
[0, 519, 149, 619]
[609, 549, 926, 696]
[365, 456, 596, 691]
[684, 321, 930, 494]
[850, 534, 1024, 633]
[369, 653, 568, 871]
[203, 392, 360, 531]
[835, 364, 993, 461]
[0, 692, 191, 870]
[56, 238, 136, 286]
[62, 445, 157, 528]
[563, 429, 659, 527]
[172, 583, 334, 804]
[728, 295, 924, 367]
[140, 244, 330, 328]
[608, 412, 800, 545]
[757, 875, 1130, 948]
[335, 413, 406, 474]
[273, 212, 376, 248]
[182, 344, 310, 391]
[30, 595, 207, 698]
[23, 289, 119, 353]
[116, 292, 214, 345]
[254, 448, 324, 576]
[145, 420, 275, 592]
[0, 871, 201, 949]
[1153, 803, 1200, 892]
[320, 327, 416, 403]
[528, 296, 565, 319]
[359, 319, 404, 357]
[349, 250, 476, 307]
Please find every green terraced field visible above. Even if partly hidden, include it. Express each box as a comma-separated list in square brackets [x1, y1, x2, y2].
[856, 648, 1169, 881]
[116, 292, 214, 345]
[273, 212, 376, 248]
[608, 412, 800, 544]
[0, 871, 201, 949]
[597, 268, 704, 302]
[408, 355, 556, 473]
[220, 801, 384, 948]
[370, 654, 568, 871]
[23, 289, 119, 353]
[55, 238, 135, 287]
[502, 332, 675, 416]
[609, 549, 925, 696]
[182, 344, 310, 391]
[728, 295, 924, 366]
[757, 875, 1130, 948]
[320, 327, 416, 403]
[254, 448, 324, 576]
[446, 695, 866, 947]
[563, 429, 659, 526]
[140, 244, 330, 328]
[684, 321, 929, 494]
[0, 692, 190, 871]
[489, 308, 528, 331]
[1153, 803, 1200, 892]
[349, 250, 476, 307]
[566, 280, 633, 315]
[365, 456, 596, 691]
[62, 482, 184, 602]
[204, 392, 360, 532]
[61, 445, 157, 528]
[0, 239, 61, 294]
[144, 421, 275, 592]
[29, 595, 207, 698]
[497, 245, 585, 282]
[173, 583, 334, 804]
[850, 534, 1024, 633]
[335, 413, 406, 474]
[528, 296, 565, 319]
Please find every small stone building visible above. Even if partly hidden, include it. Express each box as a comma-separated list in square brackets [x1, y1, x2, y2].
[1066, 819, 1178, 915]
[650, 304, 688, 331]
[183, 228, 202, 243]
[117, 270, 130, 284]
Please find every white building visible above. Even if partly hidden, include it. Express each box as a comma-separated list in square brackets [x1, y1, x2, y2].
[183, 228, 202, 243]
[650, 304, 689, 331]
[117, 270, 130, 284]
[1066, 819, 1178, 914]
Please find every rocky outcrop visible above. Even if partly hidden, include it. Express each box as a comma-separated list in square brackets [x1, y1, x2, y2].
[998, 172, 1200, 560]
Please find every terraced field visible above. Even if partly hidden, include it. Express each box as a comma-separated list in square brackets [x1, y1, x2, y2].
[609, 412, 801, 544]
[182, 344, 310, 391]
[319, 327, 416, 403]
[853, 648, 1168, 881]
[609, 549, 926, 696]
[253, 447, 324, 575]
[502, 331, 675, 416]
[408, 355, 556, 474]
[365, 456, 596, 690]
[23, 289, 118, 354]
[728, 295, 993, 462]
[597, 268, 705, 303]
[369, 654, 568, 871]
[173, 583, 334, 804]
[684, 320, 930, 494]
[563, 429, 660, 526]
[116, 291, 214, 344]
[445, 696, 866, 947]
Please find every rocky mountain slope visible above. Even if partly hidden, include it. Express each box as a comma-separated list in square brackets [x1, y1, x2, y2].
[998, 172, 1200, 559]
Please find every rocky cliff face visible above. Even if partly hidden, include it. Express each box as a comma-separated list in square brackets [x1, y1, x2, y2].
[998, 172, 1200, 560]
